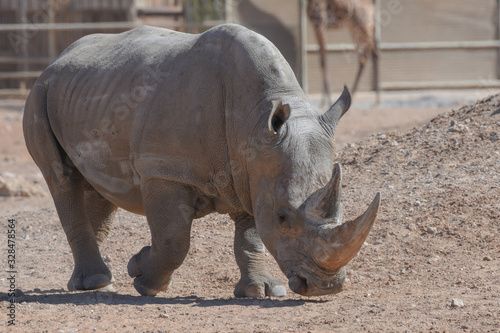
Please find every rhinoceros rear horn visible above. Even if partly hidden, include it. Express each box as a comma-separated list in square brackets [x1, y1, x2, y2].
[311, 163, 343, 222]
[315, 192, 381, 271]
[319, 86, 351, 133]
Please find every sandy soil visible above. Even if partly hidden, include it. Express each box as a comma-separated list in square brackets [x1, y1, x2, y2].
[0, 91, 498, 332]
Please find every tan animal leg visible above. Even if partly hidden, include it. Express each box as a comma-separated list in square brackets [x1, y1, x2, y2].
[351, 54, 367, 96]
[127, 180, 195, 296]
[231, 214, 287, 298]
[372, 49, 380, 105]
[314, 27, 333, 106]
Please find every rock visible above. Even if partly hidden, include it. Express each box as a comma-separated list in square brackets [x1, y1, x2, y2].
[159, 313, 169, 318]
[426, 226, 437, 234]
[483, 256, 492, 261]
[427, 255, 440, 264]
[451, 298, 464, 308]
[0, 172, 46, 197]
[448, 122, 469, 133]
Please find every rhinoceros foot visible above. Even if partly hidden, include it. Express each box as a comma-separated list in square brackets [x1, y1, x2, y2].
[234, 275, 287, 298]
[67, 267, 113, 291]
[127, 246, 174, 296]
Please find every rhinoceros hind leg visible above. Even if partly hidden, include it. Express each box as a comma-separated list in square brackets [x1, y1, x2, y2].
[231, 214, 287, 298]
[84, 187, 117, 245]
[50, 171, 113, 292]
[128, 180, 195, 296]
[24, 84, 112, 292]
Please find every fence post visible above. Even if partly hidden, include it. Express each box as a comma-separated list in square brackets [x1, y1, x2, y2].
[497, 0, 500, 80]
[299, 0, 307, 93]
[374, 0, 381, 96]
[17, 0, 28, 90]
[225, 0, 233, 23]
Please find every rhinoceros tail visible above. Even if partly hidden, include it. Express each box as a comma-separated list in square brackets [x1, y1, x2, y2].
[23, 82, 69, 189]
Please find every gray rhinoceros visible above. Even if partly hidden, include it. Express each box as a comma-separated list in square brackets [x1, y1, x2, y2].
[23, 24, 380, 298]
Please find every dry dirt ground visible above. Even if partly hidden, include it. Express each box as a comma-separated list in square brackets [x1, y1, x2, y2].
[0, 91, 498, 332]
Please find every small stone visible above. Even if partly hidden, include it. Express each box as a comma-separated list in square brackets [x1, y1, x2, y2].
[451, 298, 464, 308]
[427, 227, 437, 234]
[448, 123, 469, 133]
[159, 313, 169, 318]
[483, 256, 492, 261]
[414, 200, 421, 207]
[377, 133, 386, 139]
[427, 255, 440, 264]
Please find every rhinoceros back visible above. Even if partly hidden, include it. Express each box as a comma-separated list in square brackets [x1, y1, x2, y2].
[31, 24, 277, 215]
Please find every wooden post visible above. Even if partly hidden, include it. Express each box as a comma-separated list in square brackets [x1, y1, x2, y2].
[18, 0, 28, 91]
[299, 0, 308, 93]
[374, 0, 381, 99]
[185, 0, 192, 33]
[497, 0, 500, 80]
[225, 0, 233, 23]
[48, 0, 56, 62]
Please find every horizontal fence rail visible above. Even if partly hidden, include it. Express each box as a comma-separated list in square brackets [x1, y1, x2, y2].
[306, 40, 500, 52]
[0, 20, 225, 32]
[306, 40, 500, 91]
[0, 19, 226, 95]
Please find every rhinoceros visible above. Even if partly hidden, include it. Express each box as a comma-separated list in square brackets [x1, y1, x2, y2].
[23, 24, 380, 298]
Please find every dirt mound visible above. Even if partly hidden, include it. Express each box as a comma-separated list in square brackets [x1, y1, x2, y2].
[1, 95, 499, 332]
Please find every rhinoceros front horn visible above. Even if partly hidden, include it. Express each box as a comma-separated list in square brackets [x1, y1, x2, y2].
[314, 190, 381, 271]
[307, 163, 381, 271]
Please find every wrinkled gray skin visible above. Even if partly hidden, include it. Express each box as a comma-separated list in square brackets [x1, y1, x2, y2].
[23, 24, 380, 298]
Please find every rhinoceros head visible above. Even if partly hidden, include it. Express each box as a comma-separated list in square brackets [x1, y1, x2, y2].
[245, 87, 380, 296]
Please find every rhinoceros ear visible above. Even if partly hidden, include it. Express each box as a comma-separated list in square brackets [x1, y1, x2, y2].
[268, 100, 291, 134]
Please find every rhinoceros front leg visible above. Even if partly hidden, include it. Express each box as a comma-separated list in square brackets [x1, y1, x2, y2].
[127, 180, 195, 296]
[231, 214, 287, 298]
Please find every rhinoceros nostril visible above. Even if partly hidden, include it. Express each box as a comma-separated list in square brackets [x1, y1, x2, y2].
[288, 275, 310, 295]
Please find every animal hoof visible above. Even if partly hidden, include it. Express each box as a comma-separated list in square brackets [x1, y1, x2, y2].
[133, 279, 160, 297]
[127, 246, 151, 278]
[269, 285, 287, 297]
[83, 274, 113, 290]
[244, 284, 265, 298]
[133, 277, 172, 297]
[100, 284, 115, 291]
[127, 257, 140, 278]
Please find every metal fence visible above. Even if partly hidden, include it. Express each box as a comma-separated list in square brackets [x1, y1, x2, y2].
[1, 0, 500, 96]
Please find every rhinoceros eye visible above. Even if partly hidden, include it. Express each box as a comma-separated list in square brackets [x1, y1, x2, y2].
[277, 207, 288, 224]
[278, 213, 286, 223]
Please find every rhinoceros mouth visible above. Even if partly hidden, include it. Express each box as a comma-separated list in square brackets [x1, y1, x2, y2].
[288, 272, 345, 296]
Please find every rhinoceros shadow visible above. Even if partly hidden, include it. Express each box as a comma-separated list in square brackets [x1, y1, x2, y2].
[1, 290, 330, 308]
